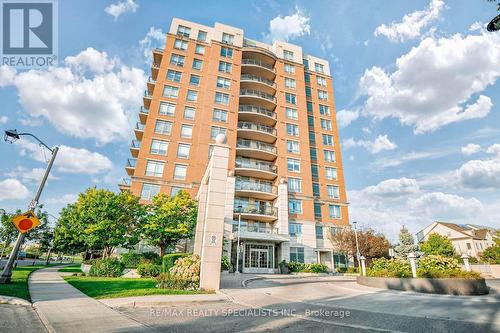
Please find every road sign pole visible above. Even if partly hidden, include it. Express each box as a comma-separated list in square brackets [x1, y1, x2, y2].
[0, 147, 58, 284]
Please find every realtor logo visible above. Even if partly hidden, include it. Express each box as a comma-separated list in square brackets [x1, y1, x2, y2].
[1, 0, 58, 68]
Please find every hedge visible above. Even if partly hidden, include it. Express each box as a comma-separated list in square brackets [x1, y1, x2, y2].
[162, 253, 190, 272]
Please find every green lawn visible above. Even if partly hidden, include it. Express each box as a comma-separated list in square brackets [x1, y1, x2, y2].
[58, 264, 82, 273]
[0, 264, 56, 301]
[64, 276, 210, 299]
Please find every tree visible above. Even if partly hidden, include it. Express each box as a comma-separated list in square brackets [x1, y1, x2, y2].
[480, 231, 500, 264]
[420, 233, 456, 257]
[394, 226, 419, 259]
[142, 191, 197, 257]
[53, 204, 87, 255]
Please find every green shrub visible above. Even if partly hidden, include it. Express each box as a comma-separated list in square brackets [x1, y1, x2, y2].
[336, 267, 347, 273]
[89, 258, 125, 277]
[162, 253, 190, 272]
[121, 253, 143, 268]
[480, 245, 500, 264]
[157, 254, 200, 289]
[221, 256, 231, 271]
[367, 258, 412, 278]
[141, 252, 161, 265]
[287, 262, 328, 273]
[417, 255, 459, 272]
[137, 263, 162, 277]
[347, 267, 359, 273]
[417, 268, 481, 279]
[287, 261, 305, 272]
[155, 272, 192, 289]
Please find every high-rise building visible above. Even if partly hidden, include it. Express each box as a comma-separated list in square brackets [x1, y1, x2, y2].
[121, 18, 350, 273]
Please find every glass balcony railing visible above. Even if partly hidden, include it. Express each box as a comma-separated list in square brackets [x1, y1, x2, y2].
[144, 90, 152, 98]
[152, 62, 160, 69]
[131, 140, 141, 149]
[135, 122, 145, 131]
[236, 139, 277, 154]
[234, 203, 277, 216]
[148, 76, 156, 84]
[120, 178, 131, 186]
[240, 74, 275, 87]
[242, 40, 277, 60]
[139, 106, 149, 114]
[242, 58, 274, 71]
[237, 122, 276, 136]
[235, 179, 277, 194]
[240, 89, 276, 103]
[238, 105, 276, 119]
[233, 224, 279, 234]
[126, 158, 137, 168]
[235, 158, 277, 173]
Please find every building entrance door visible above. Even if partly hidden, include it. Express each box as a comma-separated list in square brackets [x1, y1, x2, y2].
[244, 244, 274, 273]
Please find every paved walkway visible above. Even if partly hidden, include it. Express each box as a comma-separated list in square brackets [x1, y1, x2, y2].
[29, 266, 151, 333]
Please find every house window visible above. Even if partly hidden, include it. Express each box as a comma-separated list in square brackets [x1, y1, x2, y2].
[150, 139, 168, 155]
[315, 62, 324, 73]
[319, 105, 330, 115]
[312, 183, 320, 196]
[220, 46, 233, 58]
[318, 90, 328, 101]
[154, 120, 172, 135]
[288, 199, 302, 214]
[163, 85, 179, 98]
[285, 77, 296, 89]
[140, 183, 160, 200]
[212, 109, 228, 122]
[177, 143, 191, 158]
[289, 224, 302, 237]
[216, 77, 231, 89]
[159, 102, 175, 116]
[222, 32, 234, 44]
[466, 243, 472, 250]
[286, 123, 299, 136]
[325, 167, 338, 180]
[169, 54, 185, 67]
[314, 203, 322, 218]
[287, 158, 301, 172]
[284, 63, 295, 74]
[174, 39, 188, 50]
[210, 126, 227, 139]
[189, 75, 200, 86]
[176, 25, 190, 37]
[173, 164, 187, 179]
[321, 119, 332, 130]
[290, 247, 304, 263]
[192, 58, 203, 70]
[285, 93, 297, 105]
[195, 44, 205, 55]
[330, 227, 340, 236]
[310, 148, 317, 161]
[215, 92, 229, 105]
[145, 160, 164, 177]
[311, 164, 319, 178]
[324, 150, 335, 162]
[317, 76, 327, 86]
[183, 107, 195, 120]
[329, 205, 341, 219]
[286, 107, 298, 120]
[327, 185, 340, 199]
[309, 131, 316, 144]
[287, 140, 300, 154]
[218, 61, 232, 73]
[283, 50, 294, 60]
[186, 90, 198, 102]
[197, 30, 207, 41]
[316, 225, 323, 239]
[180, 125, 193, 139]
[322, 134, 334, 146]
[170, 187, 182, 197]
[288, 178, 302, 193]
[166, 70, 181, 82]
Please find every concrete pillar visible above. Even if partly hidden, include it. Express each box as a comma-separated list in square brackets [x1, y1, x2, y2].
[360, 256, 366, 276]
[193, 180, 208, 255]
[408, 253, 417, 278]
[316, 250, 320, 264]
[276, 178, 290, 262]
[331, 251, 335, 273]
[462, 254, 471, 272]
[223, 174, 235, 260]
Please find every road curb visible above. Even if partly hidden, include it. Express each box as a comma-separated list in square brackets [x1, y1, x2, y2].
[99, 293, 229, 308]
[241, 275, 356, 288]
[0, 295, 32, 306]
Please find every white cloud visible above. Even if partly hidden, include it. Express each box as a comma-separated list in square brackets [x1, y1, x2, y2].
[0, 48, 146, 144]
[265, 7, 310, 42]
[0, 178, 30, 201]
[364, 178, 420, 197]
[104, 0, 138, 20]
[45, 193, 78, 205]
[139, 27, 166, 65]
[0, 116, 7, 124]
[486, 144, 500, 156]
[336, 109, 359, 128]
[358, 30, 500, 134]
[344, 134, 397, 154]
[461, 143, 481, 156]
[4, 166, 58, 184]
[409, 192, 483, 218]
[457, 151, 500, 189]
[374, 0, 445, 42]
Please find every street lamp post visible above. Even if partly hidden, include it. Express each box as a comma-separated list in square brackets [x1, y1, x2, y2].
[0, 130, 58, 284]
[235, 205, 242, 274]
[352, 221, 361, 267]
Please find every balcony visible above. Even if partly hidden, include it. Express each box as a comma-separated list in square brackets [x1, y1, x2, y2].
[237, 121, 276, 143]
[235, 178, 277, 200]
[143, 90, 152, 109]
[130, 140, 141, 157]
[231, 225, 289, 242]
[134, 122, 145, 140]
[238, 105, 276, 126]
[235, 157, 277, 180]
[147, 77, 156, 94]
[234, 203, 277, 222]
[152, 48, 163, 66]
[118, 177, 131, 191]
[242, 40, 277, 62]
[239, 89, 276, 110]
[240, 74, 276, 95]
[125, 158, 136, 176]
[139, 106, 149, 123]
[241, 58, 275, 80]
[151, 62, 160, 81]
[236, 138, 277, 161]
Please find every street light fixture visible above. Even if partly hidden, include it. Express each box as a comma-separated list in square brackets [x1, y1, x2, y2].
[352, 221, 361, 268]
[0, 129, 59, 284]
[235, 205, 243, 274]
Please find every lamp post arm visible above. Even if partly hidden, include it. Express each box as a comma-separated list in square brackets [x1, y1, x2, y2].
[17, 133, 54, 153]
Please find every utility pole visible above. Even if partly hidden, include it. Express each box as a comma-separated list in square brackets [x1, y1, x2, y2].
[235, 205, 242, 274]
[353, 221, 361, 267]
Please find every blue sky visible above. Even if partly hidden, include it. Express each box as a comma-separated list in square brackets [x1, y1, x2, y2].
[0, 0, 499, 240]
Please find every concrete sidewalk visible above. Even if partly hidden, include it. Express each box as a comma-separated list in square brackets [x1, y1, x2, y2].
[29, 266, 151, 333]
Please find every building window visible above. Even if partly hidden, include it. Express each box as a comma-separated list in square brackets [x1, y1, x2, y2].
[173, 164, 187, 179]
[141, 183, 160, 200]
[315, 62, 324, 73]
[192, 58, 203, 70]
[288, 177, 302, 193]
[324, 150, 335, 162]
[177, 143, 191, 158]
[212, 109, 228, 122]
[286, 107, 298, 120]
[327, 185, 340, 199]
[316, 225, 323, 239]
[287, 140, 300, 154]
[284, 63, 295, 74]
[197, 30, 207, 41]
[283, 50, 294, 60]
[289, 224, 302, 237]
[320, 119, 332, 130]
[215, 92, 229, 105]
[287, 158, 301, 172]
[154, 120, 172, 135]
[285, 93, 297, 105]
[186, 90, 198, 102]
[220, 46, 233, 58]
[286, 123, 299, 136]
[210, 126, 227, 139]
[307, 101, 313, 113]
[310, 148, 317, 161]
[170, 186, 182, 197]
[166, 70, 181, 82]
[317, 76, 327, 86]
[304, 72, 310, 83]
[466, 243, 472, 250]
[218, 61, 232, 73]
[176, 25, 190, 37]
[303, 58, 309, 68]
[325, 167, 338, 180]
[145, 160, 164, 177]
[222, 32, 234, 44]
[311, 164, 319, 178]
[180, 125, 193, 139]
[330, 227, 340, 236]
[195, 44, 205, 55]
[150, 139, 168, 155]
[318, 90, 328, 101]
[216, 77, 231, 89]
[329, 205, 341, 219]
[189, 75, 200, 86]
[174, 39, 188, 50]
[314, 203, 322, 218]
[288, 199, 302, 214]
[170, 54, 185, 67]
[322, 134, 334, 146]
[290, 247, 304, 263]
[309, 131, 316, 144]
[184, 107, 195, 120]
[312, 183, 320, 196]
[163, 85, 179, 98]
[305, 86, 312, 98]
[285, 77, 296, 89]
[319, 105, 330, 115]
[308, 116, 314, 128]
[159, 102, 175, 116]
